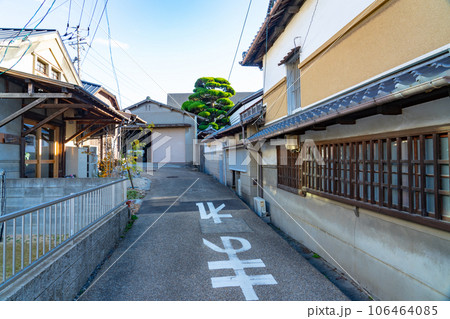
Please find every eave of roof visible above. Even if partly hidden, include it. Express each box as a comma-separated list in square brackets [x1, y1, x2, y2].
[227, 89, 264, 116]
[278, 46, 300, 66]
[202, 109, 263, 142]
[124, 97, 206, 121]
[247, 51, 450, 142]
[241, 0, 305, 67]
[0, 67, 133, 123]
[0, 28, 58, 42]
[82, 80, 101, 95]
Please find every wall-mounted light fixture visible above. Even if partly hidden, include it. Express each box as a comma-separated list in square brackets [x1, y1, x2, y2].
[285, 135, 299, 151]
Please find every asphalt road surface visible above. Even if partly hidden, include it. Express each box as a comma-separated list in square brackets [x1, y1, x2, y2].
[79, 167, 348, 301]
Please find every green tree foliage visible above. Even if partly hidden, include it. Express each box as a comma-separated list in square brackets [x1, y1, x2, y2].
[182, 77, 235, 131]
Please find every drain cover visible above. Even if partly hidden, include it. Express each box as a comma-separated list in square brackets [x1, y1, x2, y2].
[167, 176, 179, 178]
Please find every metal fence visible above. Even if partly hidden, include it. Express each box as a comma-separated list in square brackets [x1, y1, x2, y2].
[0, 178, 127, 286]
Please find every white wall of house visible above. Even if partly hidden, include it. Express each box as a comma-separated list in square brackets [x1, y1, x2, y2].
[0, 33, 81, 85]
[151, 128, 186, 164]
[127, 100, 198, 164]
[263, 0, 375, 92]
[230, 98, 262, 125]
[261, 97, 450, 300]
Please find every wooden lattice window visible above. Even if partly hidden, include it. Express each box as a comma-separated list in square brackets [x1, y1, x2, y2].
[276, 128, 450, 231]
[277, 146, 301, 194]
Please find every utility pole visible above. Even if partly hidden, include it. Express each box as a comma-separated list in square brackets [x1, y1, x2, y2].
[76, 27, 81, 77]
[64, 27, 88, 77]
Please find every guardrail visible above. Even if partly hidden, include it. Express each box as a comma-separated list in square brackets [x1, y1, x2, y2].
[0, 178, 127, 286]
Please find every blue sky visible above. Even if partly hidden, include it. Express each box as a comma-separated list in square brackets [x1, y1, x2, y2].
[0, 0, 269, 107]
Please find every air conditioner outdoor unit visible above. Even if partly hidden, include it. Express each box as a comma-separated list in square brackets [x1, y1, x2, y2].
[253, 197, 267, 217]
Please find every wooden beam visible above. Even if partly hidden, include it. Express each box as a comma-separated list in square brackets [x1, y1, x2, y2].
[22, 107, 69, 137]
[28, 82, 34, 95]
[0, 98, 46, 128]
[67, 120, 118, 124]
[64, 123, 94, 144]
[77, 126, 105, 144]
[377, 105, 403, 115]
[0, 93, 72, 99]
[64, 116, 107, 121]
[336, 118, 356, 125]
[287, 5, 301, 13]
[36, 104, 93, 109]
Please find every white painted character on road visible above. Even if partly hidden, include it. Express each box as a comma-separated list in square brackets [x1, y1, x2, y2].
[203, 236, 277, 301]
[196, 202, 232, 224]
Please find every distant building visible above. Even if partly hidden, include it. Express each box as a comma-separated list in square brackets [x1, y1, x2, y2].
[201, 89, 264, 207]
[123, 97, 204, 168]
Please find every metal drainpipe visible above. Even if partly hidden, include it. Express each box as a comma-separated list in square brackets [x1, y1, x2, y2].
[0, 169, 5, 242]
[258, 148, 264, 198]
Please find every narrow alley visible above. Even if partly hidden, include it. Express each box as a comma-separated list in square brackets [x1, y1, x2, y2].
[79, 167, 348, 301]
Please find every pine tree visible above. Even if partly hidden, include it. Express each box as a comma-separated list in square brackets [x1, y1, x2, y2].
[181, 77, 235, 130]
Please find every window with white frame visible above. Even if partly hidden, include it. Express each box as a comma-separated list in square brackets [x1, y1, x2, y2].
[286, 53, 301, 114]
[50, 67, 61, 80]
[36, 59, 48, 75]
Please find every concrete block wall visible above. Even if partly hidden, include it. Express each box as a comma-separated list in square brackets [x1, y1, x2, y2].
[204, 156, 221, 183]
[0, 205, 129, 301]
[262, 165, 450, 300]
[5, 178, 122, 213]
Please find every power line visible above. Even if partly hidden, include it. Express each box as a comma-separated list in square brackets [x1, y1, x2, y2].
[77, 0, 85, 28]
[0, 0, 47, 64]
[70, 0, 198, 120]
[261, 0, 378, 123]
[82, 69, 135, 105]
[0, 0, 57, 76]
[81, 0, 108, 65]
[265, 0, 319, 121]
[228, 0, 252, 81]
[105, 4, 122, 107]
[83, 48, 149, 101]
[29, 0, 70, 29]
[87, 0, 99, 31]
[64, 0, 72, 35]
[86, 46, 151, 94]
[302, 0, 319, 49]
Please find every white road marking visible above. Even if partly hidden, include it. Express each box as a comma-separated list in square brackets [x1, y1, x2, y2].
[203, 236, 277, 301]
[196, 202, 232, 224]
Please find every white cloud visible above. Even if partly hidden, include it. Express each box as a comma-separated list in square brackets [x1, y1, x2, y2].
[94, 38, 130, 50]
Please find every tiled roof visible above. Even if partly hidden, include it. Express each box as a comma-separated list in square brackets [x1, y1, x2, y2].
[202, 109, 262, 142]
[247, 51, 450, 142]
[82, 80, 101, 95]
[124, 97, 205, 121]
[240, 0, 304, 67]
[278, 46, 300, 66]
[227, 89, 264, 116]
[0, 28, 57, 43]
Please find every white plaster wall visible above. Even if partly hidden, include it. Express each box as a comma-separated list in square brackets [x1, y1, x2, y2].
[1, 35, 79, 85]
[263, 165, 450, 300]
[151, 128, 186, 163]
[260, 98, 450, 300]
[301, 97, 450, 142]
[264, 0, 375, 91]
[230, 97, 262, 125]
